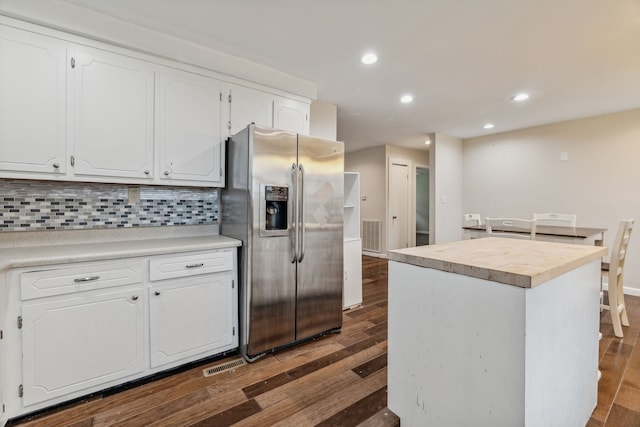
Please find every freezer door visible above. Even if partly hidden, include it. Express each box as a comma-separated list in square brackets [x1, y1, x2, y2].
[247, 127, 298, 357]
[295, 135, 344, 340]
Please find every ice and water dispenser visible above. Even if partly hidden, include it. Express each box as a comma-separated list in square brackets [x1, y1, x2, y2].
[262, 185, 289, 236]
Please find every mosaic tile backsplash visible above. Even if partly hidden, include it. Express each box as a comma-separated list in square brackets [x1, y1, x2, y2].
[0, 180, 218, 232]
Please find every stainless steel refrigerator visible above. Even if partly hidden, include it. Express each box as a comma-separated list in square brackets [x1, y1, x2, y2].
[221, 124, 344, 361]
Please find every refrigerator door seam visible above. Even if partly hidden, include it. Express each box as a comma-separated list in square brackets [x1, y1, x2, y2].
[298, 163, 306, 263]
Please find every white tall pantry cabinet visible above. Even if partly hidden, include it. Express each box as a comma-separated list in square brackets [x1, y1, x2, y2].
[343, 172, 363, 309]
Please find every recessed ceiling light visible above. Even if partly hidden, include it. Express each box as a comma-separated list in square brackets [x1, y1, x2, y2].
[361, 53, 378, 65]
[511, 93, 530, 102]
[483, 123, 494, 129]
[424, 139, 431, 145]
[400, 94, 413, 103]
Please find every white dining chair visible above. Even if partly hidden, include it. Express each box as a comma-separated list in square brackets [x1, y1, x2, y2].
[485, 218, 537, 240]
[463, 213, 481, 226]
[533, 213, 577, 227]
[601, 219, 634, 338]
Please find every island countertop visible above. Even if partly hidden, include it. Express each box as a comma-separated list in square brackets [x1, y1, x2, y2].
[388, 237, 607, 288]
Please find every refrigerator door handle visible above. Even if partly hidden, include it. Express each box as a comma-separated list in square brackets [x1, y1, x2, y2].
[298, 164, 305, 262]
[291, 163, 298, 263]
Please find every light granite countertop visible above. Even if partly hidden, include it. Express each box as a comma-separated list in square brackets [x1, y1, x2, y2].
[388, 237, 607, 288]
[0, 225, 241, 272]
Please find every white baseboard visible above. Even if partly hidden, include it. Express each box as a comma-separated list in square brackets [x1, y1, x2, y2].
[602, 282, 640, 297]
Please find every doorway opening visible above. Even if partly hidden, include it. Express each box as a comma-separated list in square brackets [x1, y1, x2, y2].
[416, 166, 429, 246]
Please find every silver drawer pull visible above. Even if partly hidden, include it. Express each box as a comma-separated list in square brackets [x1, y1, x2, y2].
[132, 295, 139, 301]
[74, 275, 100, 283]
[186, 263, 204, 269]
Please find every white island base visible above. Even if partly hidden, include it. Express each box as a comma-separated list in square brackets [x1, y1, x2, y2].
[387, 238, 605, 427]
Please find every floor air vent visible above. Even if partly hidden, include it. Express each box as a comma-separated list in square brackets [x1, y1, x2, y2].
[202, 357, 246, 377]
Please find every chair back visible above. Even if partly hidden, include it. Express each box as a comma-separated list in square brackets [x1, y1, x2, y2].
[463, 213, 481, 226]
[609, 219, 634, 287]
[485, 217, 537, 240]
[533, 213, 577, 227]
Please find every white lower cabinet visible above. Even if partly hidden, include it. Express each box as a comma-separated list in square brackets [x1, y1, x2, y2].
[3, 247, 238, 421]
[149, 273, 235, 368]
[21, 286, 145, 406]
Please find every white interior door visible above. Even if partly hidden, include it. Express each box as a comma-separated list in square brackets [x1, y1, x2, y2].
[389, 160, 410, 250]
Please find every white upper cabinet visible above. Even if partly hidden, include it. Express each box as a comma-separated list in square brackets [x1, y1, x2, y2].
[70, 47, 155, 181]
[0, 20, 312, 186]
[0, 26, 67, 175]
[156, 69, 226, 186]
[229, 85, 273, 135]
[229, 84, 310, 136]
[274, 97, 310, 135]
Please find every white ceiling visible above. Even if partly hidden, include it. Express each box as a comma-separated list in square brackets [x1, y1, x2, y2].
[9, 0, 640, 152]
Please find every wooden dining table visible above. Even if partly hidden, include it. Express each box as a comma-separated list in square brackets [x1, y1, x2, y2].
[462, 224, 607, 246]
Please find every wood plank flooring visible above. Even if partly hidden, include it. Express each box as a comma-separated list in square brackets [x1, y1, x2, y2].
[10, 256, 395, 427]
[9, 256, 640, 426]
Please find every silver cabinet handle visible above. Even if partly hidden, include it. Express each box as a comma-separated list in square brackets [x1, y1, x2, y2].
[186, 263, 204, 269]
[131, 295, 139, 301]
[74, 275, 100, 283]
[291, 163, 298, 263]
[163, 170, 170, 176]
[144, 170, 150, 175]
[53, 163, 60, 169]
[298, 164, 305, 263]
[155, 291, 161, 296]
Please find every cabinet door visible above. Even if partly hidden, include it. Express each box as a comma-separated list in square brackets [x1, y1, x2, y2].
[21, 286, 145, 406]
[149, 273, 236, 368]
[156, 69, 225, 186]
[70, 47, 154, 181]
[229, 85, 273, 135]
[343, 239, 363, 309]
[274, 97, 310, 135]
[0, 26, 67, 175]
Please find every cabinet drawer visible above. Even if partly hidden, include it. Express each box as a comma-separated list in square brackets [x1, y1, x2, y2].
[149, 250, 233, 282]
[21, 260, 143, 300]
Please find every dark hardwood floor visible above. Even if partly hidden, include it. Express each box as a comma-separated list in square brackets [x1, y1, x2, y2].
[589, 287, 640, 426]
[10, 256, 640, 426]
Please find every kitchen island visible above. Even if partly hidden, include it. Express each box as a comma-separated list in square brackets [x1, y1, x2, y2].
[387, 237, 607, 427]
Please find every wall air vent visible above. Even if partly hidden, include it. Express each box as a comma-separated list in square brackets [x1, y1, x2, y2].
[362, 220, 382, 253]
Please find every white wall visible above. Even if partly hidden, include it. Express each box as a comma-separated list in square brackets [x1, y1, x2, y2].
[346, 145, 428, 255]
[463, 109, 640, 293]
[345, 146, 386, 254]
[431, 133, 463, 243]
[309, 101, 337, 140]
